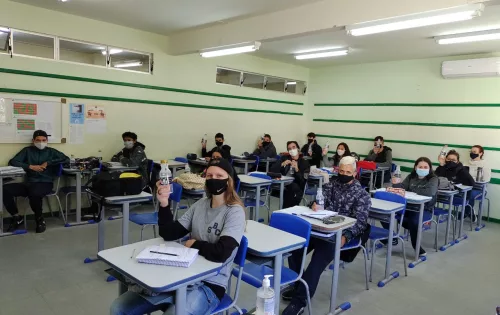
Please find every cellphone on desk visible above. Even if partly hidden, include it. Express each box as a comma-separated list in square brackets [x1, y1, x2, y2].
[322, 215, 345, 225]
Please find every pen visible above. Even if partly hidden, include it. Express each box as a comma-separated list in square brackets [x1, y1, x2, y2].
[130, 249, 136, 259]
[150, 251, 178, 257]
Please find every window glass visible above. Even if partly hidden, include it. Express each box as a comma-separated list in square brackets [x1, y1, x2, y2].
[286, 81, 306, 95]
[266, 77, 285, 92]
[60, 39, 106, 66]
[109, 48, 151, 73]
[242, 73, 265, 89]
[13, 30, 54, 59]
[0, 27, 9, 54]
[216, 68, 241, 86]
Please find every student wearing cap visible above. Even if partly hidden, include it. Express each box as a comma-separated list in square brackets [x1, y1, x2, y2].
[3, 130, 68, 233]
[110, 158, 246, 315]
[202, 132, 232, 161]
[111, 131, 148, 187]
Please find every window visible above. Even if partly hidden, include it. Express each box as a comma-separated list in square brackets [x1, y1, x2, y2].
[286, 81, 307, 95]
[59, 39, 106, 66]
[216, 68, 241, 86]
[0, 27, 10, 54]
[242, 73, 265, 89]
[12, 30, 54, 59]
[108, 48, 151, 73]
[265, 76, 285, 92]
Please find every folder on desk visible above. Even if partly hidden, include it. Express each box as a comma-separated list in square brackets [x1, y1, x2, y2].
[136, 245, 198, 268]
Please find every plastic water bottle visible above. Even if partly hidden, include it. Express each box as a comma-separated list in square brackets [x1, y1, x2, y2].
[324, 142, 330, 150]
[256, 275, 275, 315]
[316, 187, 324, 211]
[202, 133, 207, 145]
[440, 145, 448, 157]
[476, 167, 484, 181]
[159, 160, 170, 186]
[97, 149, 103, 162]
[185, 163, 191, 173]
[392, 165, 402, 185]
[70, 154, 76, 169]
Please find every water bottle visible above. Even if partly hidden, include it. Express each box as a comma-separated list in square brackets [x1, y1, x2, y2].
[97, 149, 103, 162]
[256, 275, 275, 315]
[440, 145, 448, 157]
[392, 165, 402, 185]
[202, 133, 207, 145]
[185, 163, 191, 173]
[316, 187, 324, 211]
[476, 167, 484, 182]
[308, 144, 313, 155]
[159, 160, 170, 186]
[324, 142, 330, 150]
[70, 154, 76, 169]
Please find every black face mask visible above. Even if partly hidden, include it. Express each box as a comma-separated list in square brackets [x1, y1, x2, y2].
[307, 139, 314, 144]
[206, 178, 228, 195]
[445, 161, 457, 169]
[338, 174, 354, 184]
[470, 153, 479, 160]
[263, 141, 270, 147]
[215, 141, 223, 147]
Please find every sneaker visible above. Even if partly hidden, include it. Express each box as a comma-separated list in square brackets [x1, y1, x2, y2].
[472, 214, 477, 223]
[7, 215, 24, 232]
[419, 248, 427, 257]
[281, 285, 295, 301]
[36, 220, 47, 233]
[282, 300, 305, 315]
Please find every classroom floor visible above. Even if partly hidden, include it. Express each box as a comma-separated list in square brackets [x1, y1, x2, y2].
[1, 202, 499, 315]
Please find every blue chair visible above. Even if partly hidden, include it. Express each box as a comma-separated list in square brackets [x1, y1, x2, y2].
[129, 182, 183, 241]
[369, 191, 407, 285]
[234, 213, 313, 315]
[341, 237, 369, 290]
[210, 236, 248, 315]
[243, 173, 272, 222]
[174, 157, 188, 164]
[433, 197, 455, 251]
[253, 155, 261, 172]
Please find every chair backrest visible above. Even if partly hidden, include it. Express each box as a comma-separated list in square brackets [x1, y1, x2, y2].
[169, 182, 183, 203]
[235, 177, 241, 193]
[56, 163, 64, 177]
[175, 157, 188, 163]
[253, 156, 260, 166]
[391, 163, 397, 173]
[234, 236, 248, 267]
[270, 213, 311, 247]
[250, 172, 272, 190]
[275, 155, 281, 160]
[147, 159, 154, 182]
[374, 191, 407, 231]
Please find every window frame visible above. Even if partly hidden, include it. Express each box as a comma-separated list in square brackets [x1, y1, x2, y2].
[216, 67, 243, 87]
[58, 37, 108, 68]
[0, 26, 11, 56]
[105, 45, 153, 75]
[11, 29, 56, 61]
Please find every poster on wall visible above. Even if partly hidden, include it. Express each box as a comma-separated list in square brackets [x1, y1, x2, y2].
[85, 105, 107, 134]
[69, 103, 85, 144]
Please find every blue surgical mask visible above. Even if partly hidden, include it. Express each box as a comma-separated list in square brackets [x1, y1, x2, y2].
[416, 168, 429, 177]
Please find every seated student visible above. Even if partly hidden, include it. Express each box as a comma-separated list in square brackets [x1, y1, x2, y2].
[467, 145, 491, 216]
[111, 131, 148, 187]
[322, 142, 351, 167]
[383, 157, 438, 256]
[3, 130, 68, 233]
[281, 156, 370, 315]
[110, 158, 245, 315]
[252, 134, 277, 159]
[270, 141, 309, 209]
[202, 133, 231, 160]
[300, 132, 322, 168]
[364, 136, 393, 186]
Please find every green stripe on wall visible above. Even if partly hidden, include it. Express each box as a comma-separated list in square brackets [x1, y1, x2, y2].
[317, 134, 500, 151]
[0, 88, 303, 116]
[315, 103, 500, 107]
[0, 68, 304, 106]
[314, 118, 500, 130]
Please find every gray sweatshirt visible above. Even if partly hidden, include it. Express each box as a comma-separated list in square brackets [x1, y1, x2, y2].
[253, 142, 277, 159]
[365, 146, 393, 169]
[395, 175, 438, 211]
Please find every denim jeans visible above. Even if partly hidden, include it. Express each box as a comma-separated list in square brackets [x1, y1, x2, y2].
[110, 283, 220, 315]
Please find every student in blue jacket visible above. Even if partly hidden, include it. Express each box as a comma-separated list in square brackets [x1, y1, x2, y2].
[3, 130, 68, 233]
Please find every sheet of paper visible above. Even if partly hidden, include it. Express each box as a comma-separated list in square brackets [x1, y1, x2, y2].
[301, 210, 338, 219]
[85, 105, 107, 134]
[69, 124, 84, 144]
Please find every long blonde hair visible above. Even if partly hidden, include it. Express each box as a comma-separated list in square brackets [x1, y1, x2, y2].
[205, 176, 244, 208]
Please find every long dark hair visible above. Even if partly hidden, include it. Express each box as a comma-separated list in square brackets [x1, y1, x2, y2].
[333, 142, 351, 162]
[410, 157, 435, 180]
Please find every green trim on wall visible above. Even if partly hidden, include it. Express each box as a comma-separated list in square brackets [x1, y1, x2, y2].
[315, 103, 500, 107]
[313, 118, 500, 130]
[0, 68, 304, 106]
[0, 88, 303, 116]
[316, 134, 500, 152]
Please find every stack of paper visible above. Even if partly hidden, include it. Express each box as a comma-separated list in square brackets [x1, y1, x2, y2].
[0, 166, 24, 175]
[136, 244, 199, 268]
[300, 209, 338, 220]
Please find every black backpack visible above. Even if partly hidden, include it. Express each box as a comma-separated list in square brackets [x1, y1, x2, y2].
[88, 171, 143, 197]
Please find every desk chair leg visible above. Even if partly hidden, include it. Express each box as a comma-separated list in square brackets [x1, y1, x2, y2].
[486, 197, 490, 221]
[153, 225, 157, 238]
[298, 278, 313, 315]
[46, 197, 54, 217]
[55, 196, 66, 223]
[369, 240, 377, 282]
[361, 245, 369, 290]
[398, 236, 407, 277]
[432, 219, 438, 252]
[140, 226, 145, 241]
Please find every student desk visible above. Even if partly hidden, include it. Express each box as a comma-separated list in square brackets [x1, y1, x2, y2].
[261, 158, 277, 173]
[363, 166, 390, 191]
[0, 169, 27, 237]
[369, 198, 406, 287]
[271, 176, 295, 210]
[276, 207, 356, 315]
[103, 163, 139, 172]
[473, 181, 488, 231]
[62, 168, 95, 227]
[238, 175, 272, 221]
[244, 220, 306, 315]
[308, 172, 334, 187]
[436, 190, 459, 251]
[98, 238, 222, 315]
[188, 159, 208, 167]
[232, 158, 255, 174]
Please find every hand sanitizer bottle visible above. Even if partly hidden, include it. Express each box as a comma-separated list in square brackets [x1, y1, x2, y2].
[256, 275, 275, 315]
[316, 187, 324, 210]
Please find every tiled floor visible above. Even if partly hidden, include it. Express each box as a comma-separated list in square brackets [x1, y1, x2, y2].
[1, 203, 499, 315]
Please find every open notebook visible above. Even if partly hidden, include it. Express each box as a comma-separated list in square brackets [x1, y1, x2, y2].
[136, 245, 199, 268]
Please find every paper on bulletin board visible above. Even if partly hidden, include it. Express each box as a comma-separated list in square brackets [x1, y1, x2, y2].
[85, 105, 107, 134]
[69, 103, 85, 144]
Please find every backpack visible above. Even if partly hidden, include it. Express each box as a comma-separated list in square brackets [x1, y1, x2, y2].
[87, 172, 144, 197]
[438, 177, 455, 190]
[64, 156, 101, 171]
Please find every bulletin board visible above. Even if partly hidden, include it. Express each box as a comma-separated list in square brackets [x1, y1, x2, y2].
[0, 96, 62, 143]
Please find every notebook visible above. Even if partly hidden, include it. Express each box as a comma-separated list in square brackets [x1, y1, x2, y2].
[300, 209, 338, 220]
[136, 244, 199, 268]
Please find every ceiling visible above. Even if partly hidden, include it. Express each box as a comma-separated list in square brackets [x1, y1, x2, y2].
[10, 0, 321, 35]
[256, 1, 500, 67]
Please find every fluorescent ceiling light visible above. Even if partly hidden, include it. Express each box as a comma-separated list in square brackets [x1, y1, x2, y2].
[287, 81, 297, 85]
[114, 61, 143, 68]
[102, 48, 123, 55]
[0, 27, 10, 33]
[435, 28, 500, 45]
[200, 42, 261, 58]
[346, 4, 484, 36]
[294, 48, 349, 60]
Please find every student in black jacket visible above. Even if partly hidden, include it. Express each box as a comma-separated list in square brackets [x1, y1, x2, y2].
[435, 150, 475, 186]
[202, 133, 231, 160]
[252, 134, 277, 159]
[111, 131, 148, 187]
[364, 136, 393, 187]
[300, 132, 322, 168]
[271, 141, 310, 208]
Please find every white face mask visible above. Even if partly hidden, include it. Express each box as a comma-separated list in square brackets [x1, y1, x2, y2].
[289, 149, 298, 157]
[337, 150, 345, 156]
[34, 142, 47, 150]
[124, 141, 134, 149]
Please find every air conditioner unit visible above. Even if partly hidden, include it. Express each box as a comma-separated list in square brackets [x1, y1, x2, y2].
[442, 57, 500, 79]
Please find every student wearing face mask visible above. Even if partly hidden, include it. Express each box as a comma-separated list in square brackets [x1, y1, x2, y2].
[3, 130, 68, 233]
[300, 132, 322, 168]
[252, 134, 277, 159]
[322, 142, 351, 167]
[381, 157, 438, 256]
[110, 158, 245, 315]
[270, 141, 310, 208]
[202, 132, 232, 160]
[436, 150, 475, 186]
[111, 131, 148, 187]
[364, 136, 393, 187]
[466, 145, 491, 219]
